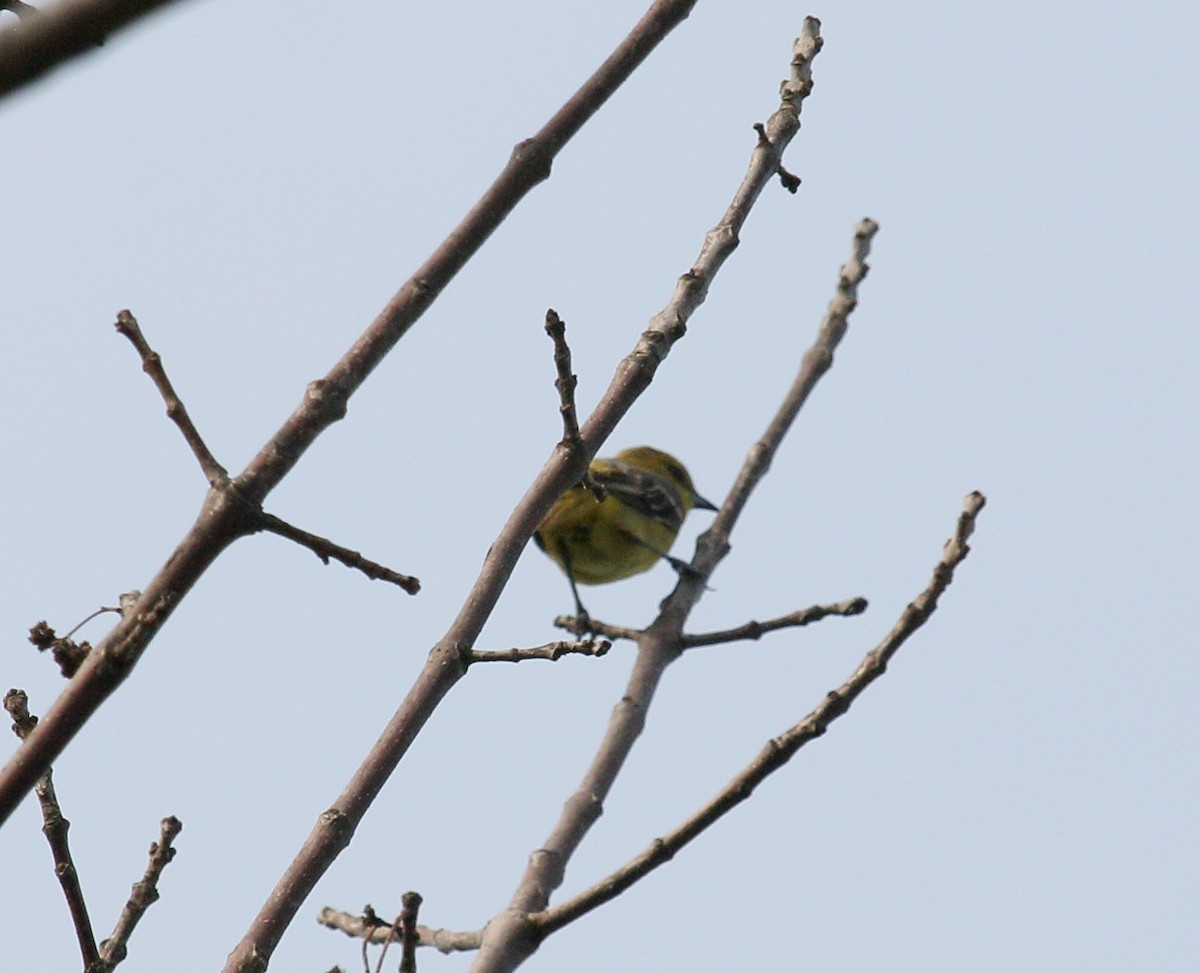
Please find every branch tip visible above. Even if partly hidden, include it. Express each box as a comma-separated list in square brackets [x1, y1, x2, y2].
[683, 597, 868, 649]
[114, 310, 228, 486]
[468, 638, 611, 664]
[261, 513, 420, 594]
[545, 309, 582, 448]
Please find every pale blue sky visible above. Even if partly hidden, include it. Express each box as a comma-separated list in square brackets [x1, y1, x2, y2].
[2, 2, 1197, 971]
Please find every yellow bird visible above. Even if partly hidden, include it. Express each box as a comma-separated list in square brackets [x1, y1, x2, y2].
[534, 446, 718, 619]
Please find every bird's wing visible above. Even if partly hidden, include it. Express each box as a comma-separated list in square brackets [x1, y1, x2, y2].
[591, 459, 686, 532]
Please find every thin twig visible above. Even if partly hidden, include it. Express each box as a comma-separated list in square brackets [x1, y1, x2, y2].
[3, 690, 100, 970]
[98, 815, 183, 969]
[353, 905, 390, 973]
[553, 615, 642, 642]
[682, 597, 867, 648]
[697, 216, 879, 573]
[318, 908, 482, 955]
[538, 491, 987, 935]
[28, 594, 143, 679]
[544, 310, 581, 448]
[116, 310, 418, 596]
[115, 310, 228, 487]
[62, 606, 120, 641]
[261, 513, 420, 594]
[372, 912, 402, 973]
[0, 0, 190, 100]
[467, 639, 611, 664]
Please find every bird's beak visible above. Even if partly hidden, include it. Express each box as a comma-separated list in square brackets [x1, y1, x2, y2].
[692, 492, 718, 512]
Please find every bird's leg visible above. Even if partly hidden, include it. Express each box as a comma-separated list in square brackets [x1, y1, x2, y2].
[556, 539, 593, 631]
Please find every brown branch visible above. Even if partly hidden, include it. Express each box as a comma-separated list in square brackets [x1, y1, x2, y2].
[115, 309, 417, 593]
[260, 513, 420, 594]
[470, 21, 828, 973]
[560, 598, 868, 649]
[544, 309, 581, 448]
[0, 0, 192, 101]
[553, 615, 641, 641]
[263, 9, 824, 970]
[114, 310, 229, 487]
[4, 690, 100, 970]
[219, 4, 710, 970]
[60, 606, 118, 641]
[537, 491, 987, 935]
[697, 216, 879, 574]
[0, 0, 38, 20]
[466, 638, 611, 664]
[4, 692, 182, 971]
[317, 908, 482, 955]
[0, 0, 700, 835]
[682, 597, 868, 648]
[398, 891, 422, 973]
[97, 815, 183, 969]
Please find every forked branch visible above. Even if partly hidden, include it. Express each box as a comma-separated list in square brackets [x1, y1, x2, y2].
[314, 18, 826, 973]
[474, 26, 834, 973]
[114, 310, 228, 486]
[4, 691, 182, 972]
[1, 0, 700, 824]
[538, 492, 986, 934]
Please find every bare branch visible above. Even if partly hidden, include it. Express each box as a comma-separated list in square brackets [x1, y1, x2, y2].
[324, 911, 482, 955]
[114, 310, 229, 487]
[260, 513, 420, 594]
[218, 4, 707, 968]
[0, 1, 37, 20]
[682, 596, 868, 648]
[61, 606, 119, 641]
[4, 690, 100, 970]
[537, 491, 987, 935]
[508, 217, 880, 940]
[116, 308, 419, 593]
[317, 908, 481, 955]
[27, 594, 144, 679]
[0, 0, 193, 102]
[98, 815, 183, 969]
[398, 891, 422, 973]
[698, 216, 879, 571]
[467, 639, 611, 664]
[4, 691, 182, 971]
[472, 21, 829, 973]
[0, 0, 700, 833]
[544, 310, 581, 448]
[553, 616, 642, 642]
